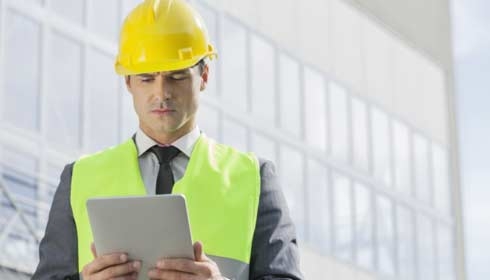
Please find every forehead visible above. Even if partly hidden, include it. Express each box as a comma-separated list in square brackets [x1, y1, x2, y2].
[136, 68, 193, 76]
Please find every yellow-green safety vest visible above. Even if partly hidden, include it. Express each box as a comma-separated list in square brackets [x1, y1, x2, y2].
[70, 135, 260, 280]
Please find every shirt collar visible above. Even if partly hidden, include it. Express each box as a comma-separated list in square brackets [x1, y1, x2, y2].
[135, 126, 201, 158]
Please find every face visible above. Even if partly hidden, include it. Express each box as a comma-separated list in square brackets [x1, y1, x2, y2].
[126, 64, 208, 142]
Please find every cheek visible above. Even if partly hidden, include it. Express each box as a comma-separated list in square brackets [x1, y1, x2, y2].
[177, 95, 198, 116]
[131, 94, 147, 115]
[189, 95, 200, 114]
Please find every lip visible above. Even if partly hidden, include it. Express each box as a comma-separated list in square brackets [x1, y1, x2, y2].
[151, 109, 176, 115]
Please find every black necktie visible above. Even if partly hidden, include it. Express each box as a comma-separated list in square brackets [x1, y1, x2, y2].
[151, 146, 180, 194]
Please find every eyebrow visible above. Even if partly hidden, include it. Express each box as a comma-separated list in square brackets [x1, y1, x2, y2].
[168, 70, 189, 75]
[136, 70, 190, 78]
[136, 73, 156, 78]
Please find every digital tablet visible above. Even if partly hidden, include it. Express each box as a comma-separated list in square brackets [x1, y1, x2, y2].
[86, 194, 194, 279]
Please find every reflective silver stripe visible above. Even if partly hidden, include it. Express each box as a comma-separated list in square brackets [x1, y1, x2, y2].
[209, 255, 249, 280]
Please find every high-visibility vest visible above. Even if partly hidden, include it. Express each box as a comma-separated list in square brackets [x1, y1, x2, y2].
[71, 135, 260, 280]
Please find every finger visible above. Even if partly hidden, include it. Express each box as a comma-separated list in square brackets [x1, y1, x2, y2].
[98, 261, 141, 280]
[193, 241, 204, 261]
[112, 271, 139, 280]
[156, 258, 202, 274]
[85, 253, 129, 274]
[125, 271, 139, 280]
[148, 269, 195, 280]
[91, 242, 97, 258]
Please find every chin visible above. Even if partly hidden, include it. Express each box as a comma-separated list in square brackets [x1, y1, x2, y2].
[156, 125, 180, 134]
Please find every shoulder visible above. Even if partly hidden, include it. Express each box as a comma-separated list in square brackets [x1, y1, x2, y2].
[199, 136, 259, 171]
[255, 157, 291, 214]
[257, 158, 277, 179]
[75, 139, 135, 167]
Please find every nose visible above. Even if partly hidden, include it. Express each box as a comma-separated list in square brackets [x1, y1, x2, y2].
[152, 74, 172, 101]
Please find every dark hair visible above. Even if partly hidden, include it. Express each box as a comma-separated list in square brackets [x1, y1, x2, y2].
[125, 59, 206, 81]
[195, 58, 206, 75]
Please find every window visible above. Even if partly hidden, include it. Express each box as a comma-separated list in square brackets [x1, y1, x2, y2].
[46, 32, 82, 151]
[86, 48, 119, 152]
[2, 171, 37, 214]
[43, 163, 64, 203]
[26, 0, 43, 4]
[221, 17, 247, 112]
[1, 149, 39, 230]
[351, 97, 369, 172]
[393, 120, 412, 195]
[433, 144, 452, 215]
[250, 34, 276, 126]
[329, 82, 350, 163]
[355, 182, 373, 269]
[332, 172, 353, 261]
[280, 145, 305, 239]
[371, 107, 392, 187]
[50, 0, 85, 24]
[4, 11, 41, 132]
[414, 133, 431, 204]
[437, 224, 456, 280]
[306, 159, 330, 254]
[278, 53, 301, 137]
[37, 163, 63, 230]
[197, 103, 220, 141]
[3, 179, 36, 211]
[2, 214, 39, 271]
[397, 205, 416, 280]
[0, 189, 16, 232]
[417, 215, 436, 280]
[304, 67, 327, 152]
[251, 133, 276, 164]
[222, 118, 248, 152]
[376, 195, 395, 276]
[88, 0, 119, 42]
[2, 149, 38, 199]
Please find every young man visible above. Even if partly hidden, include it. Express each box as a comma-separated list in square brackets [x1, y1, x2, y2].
[33, 0, 302, 279]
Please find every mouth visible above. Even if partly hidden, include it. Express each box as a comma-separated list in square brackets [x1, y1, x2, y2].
[151, 109, 176, 115]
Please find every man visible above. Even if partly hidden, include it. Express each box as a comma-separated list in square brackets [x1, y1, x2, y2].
[33, 0, 302, 279]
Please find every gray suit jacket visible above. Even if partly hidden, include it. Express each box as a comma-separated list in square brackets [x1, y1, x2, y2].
[32, 158, 303, 280]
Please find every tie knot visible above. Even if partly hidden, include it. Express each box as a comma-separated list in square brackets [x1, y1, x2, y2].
[151, 145, 180, 164]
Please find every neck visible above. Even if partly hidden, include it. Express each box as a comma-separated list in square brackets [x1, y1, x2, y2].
[140, 123, 195, 145]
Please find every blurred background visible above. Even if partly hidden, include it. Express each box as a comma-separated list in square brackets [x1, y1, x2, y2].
[0, 0, 487, 279]
[451, 0, 490, 280]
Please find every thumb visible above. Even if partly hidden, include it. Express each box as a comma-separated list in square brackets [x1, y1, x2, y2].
[91, 242, 98, 258]
[193, 241, 205, 261]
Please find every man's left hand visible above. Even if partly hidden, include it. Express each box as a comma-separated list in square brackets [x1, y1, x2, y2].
[148, 241, 224, 280]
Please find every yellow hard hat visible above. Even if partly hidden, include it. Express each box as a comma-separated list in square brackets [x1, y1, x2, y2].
[115, 0, 217, 75]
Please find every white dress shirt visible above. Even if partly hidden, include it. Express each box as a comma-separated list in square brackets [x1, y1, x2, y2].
[134, 126, 201, 194]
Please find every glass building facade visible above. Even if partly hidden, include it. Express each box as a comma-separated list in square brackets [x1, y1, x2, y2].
[0, 0, 461, 279]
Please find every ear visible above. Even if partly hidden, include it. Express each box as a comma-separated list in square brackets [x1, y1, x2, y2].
[200, 64, 209, 91]
[125, 75, 132, 92]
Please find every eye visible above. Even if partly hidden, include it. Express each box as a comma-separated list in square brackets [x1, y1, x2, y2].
[140, 77, 155, 83]
[168, 73, 188, 81]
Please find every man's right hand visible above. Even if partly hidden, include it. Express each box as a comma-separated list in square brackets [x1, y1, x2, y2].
[81, 242, 141, 280]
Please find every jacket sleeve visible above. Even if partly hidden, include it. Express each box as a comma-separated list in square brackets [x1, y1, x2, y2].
[32, 163, 79, 280]
[249, 159, 304, 280]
